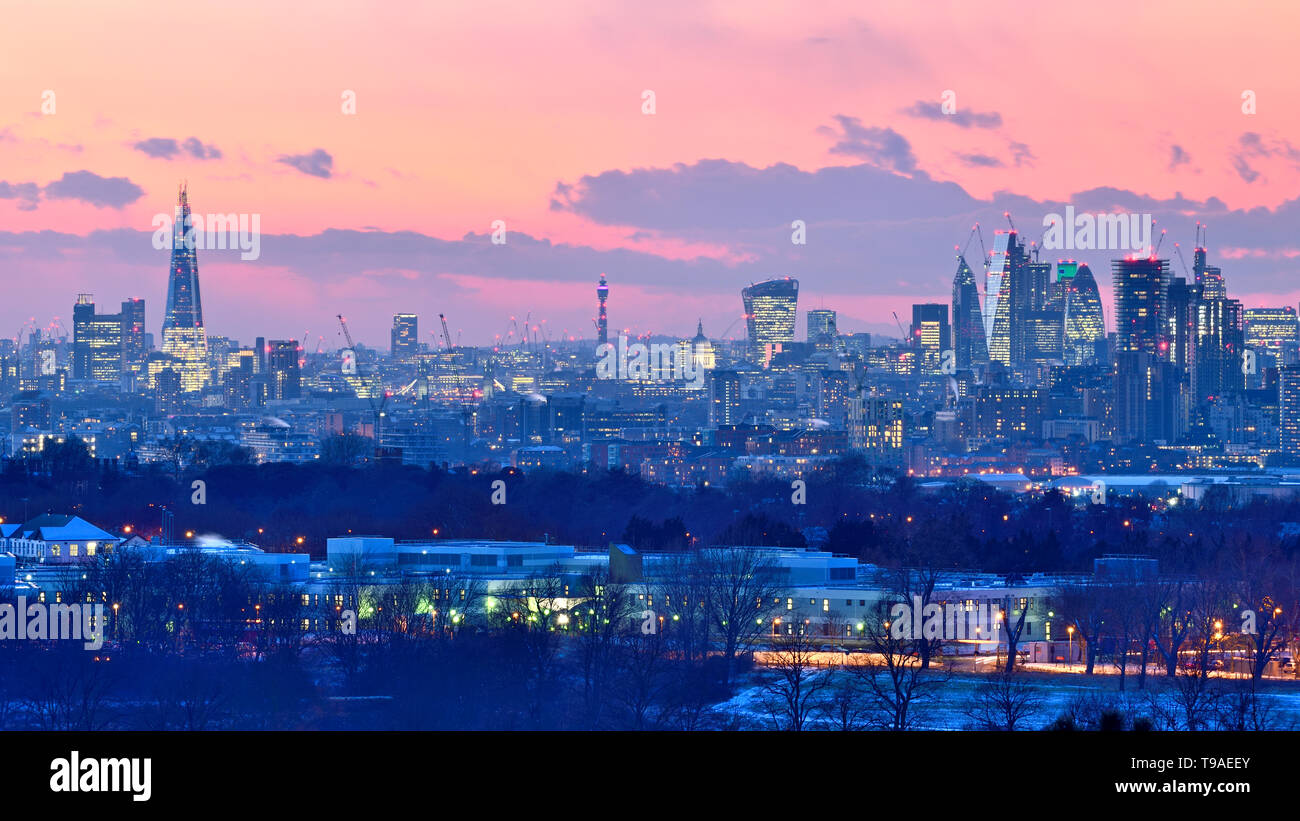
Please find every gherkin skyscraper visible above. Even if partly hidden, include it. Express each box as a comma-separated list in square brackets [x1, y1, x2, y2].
[161, 183, 210, 392]
[1061, 262, 1105, 366]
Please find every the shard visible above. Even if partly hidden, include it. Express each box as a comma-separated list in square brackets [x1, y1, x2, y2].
[160, 182, 210, 392]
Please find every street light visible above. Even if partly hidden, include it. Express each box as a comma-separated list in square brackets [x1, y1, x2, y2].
[1067, 625, 1075, 667]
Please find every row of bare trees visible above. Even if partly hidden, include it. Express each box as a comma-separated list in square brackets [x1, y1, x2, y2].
[1056, 545, 1299, 689]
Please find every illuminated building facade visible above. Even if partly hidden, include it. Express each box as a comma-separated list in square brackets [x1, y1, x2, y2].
[1244, 307, 1298, 350]
[1194, 296, 1244, 402]
[72, 294, 123, 385]
[391, 314, 418, 360]
[267, 340, 302, 400]
[1193, 246, 1226, 300]
[952, 255, 987, 369]
[160, 183, 210, 392]
[972, 387, 1046, 441]
[1280, 366, 1300, 458]
[120, 298, 147, 370]
[1060, 262, 1105, 366]
[709, 370, 743, 427]
[849, 395, 904, 462]
[909, 303, 950, 373]
[807, 309, 837, 351]
[982, 232, 1026, 367]
[742, 278, 799, 352]
[1112, 257, 1169, 356]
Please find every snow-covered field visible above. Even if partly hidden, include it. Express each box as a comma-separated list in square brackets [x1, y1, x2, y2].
[716, 666, 1300, 730]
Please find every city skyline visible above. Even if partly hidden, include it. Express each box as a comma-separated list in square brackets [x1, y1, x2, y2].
[5, 2, 1300, 346]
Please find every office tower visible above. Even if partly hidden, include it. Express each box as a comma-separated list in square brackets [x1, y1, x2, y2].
[223, 350, 255, 408]
[120, 298, 146, 368]
[1193, 245, 1226, 300]
[391, 313, 418, 360]
[741, 277, 799, 352]
[807, 309, 837, 351]
[1112, 257, 1170, 356]
[266, 340, 302, 400]
[1045, 262, 1069, 313]
[1165, 278, 1199, 375]
[1024, 259, 1053, 312]
[206, 335, 236, 382]
[972, 386, 1046, 441]
[1244, 307, 1299, 350]
[983, 231, 1027, 367]
[1280, 366, 1300, 458]
[72, 294, 124, 385]
[1061, 262, 1105, 366]
[596, 274, 609, 346]
[1024, 311, 1064, 361]
[1115, 352, 1182, 444]
[843, 333, 872, 359]
[951, 254, 988, 369]
[154, 366, 182, 410]
[849, 395, 904, 460]
[910, 303, 950, 373]
[708, 369, 743, 426]
[0, 341, 18, 393]
[160, 183, 210, 392]
[1195, 296, 1244, 402]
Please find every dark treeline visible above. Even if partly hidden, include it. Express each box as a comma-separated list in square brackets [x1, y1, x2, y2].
[8, 444, 1300, 576]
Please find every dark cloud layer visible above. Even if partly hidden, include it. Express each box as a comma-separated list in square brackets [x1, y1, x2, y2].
[277, 149, 333, 179]
[42, 170, 144, 208]
[133, 137, 222, 160]
[902, 100, 1003, 129]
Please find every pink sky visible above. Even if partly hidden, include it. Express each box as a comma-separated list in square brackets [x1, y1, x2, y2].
[3, 0, 1300, 346]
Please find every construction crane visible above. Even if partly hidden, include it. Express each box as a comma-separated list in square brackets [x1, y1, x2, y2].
[721, 314, 747, 340]
[439, 313, 453, 350]
[959, 224, 978, 259]
[975, 223, 991, 272]
[336, 314, 389, 439]
[892, 310, 909, 343]
[1004, 211, 1016, 233]
[1173, 242, 1192, 278]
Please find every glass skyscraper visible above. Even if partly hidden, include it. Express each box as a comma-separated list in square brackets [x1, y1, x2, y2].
[1280, 366, 1300, 458]
[741, 278, 798, 351]
[72, 294, 123, 385]
[161, 183, 210, 392]
[983, 231, 1026, 367]
[1112, 257, 1170, 356]
[910, 303, 950, 373]
[1061, 262, 1105, 366]
[806, 309, 837, 351]
[391, 313, 418, 360]
[951, 254, 987, 369]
